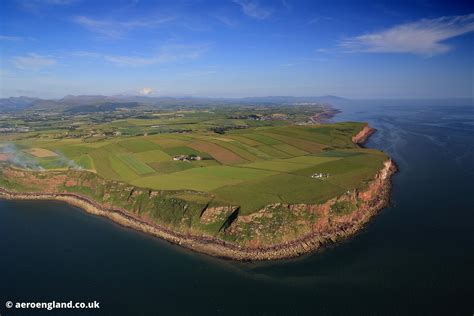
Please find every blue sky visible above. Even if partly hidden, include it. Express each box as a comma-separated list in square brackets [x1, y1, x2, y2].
[1, 0, 473, 98]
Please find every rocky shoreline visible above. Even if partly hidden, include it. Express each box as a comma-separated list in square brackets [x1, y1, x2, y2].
[0, 125, 397, 261]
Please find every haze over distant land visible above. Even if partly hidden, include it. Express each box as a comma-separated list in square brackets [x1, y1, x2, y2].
[1, 94, 472, 113]
[1, 0, 473, 99]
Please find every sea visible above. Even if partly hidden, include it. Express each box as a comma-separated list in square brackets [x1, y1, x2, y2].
[1, 102, 473, 315]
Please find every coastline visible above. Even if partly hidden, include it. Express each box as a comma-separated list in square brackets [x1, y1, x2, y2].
[0, 126, 397, 261]
[352, 124, 376, 145]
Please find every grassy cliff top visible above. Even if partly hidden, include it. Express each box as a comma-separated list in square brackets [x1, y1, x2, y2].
[1, 116, 387, 214]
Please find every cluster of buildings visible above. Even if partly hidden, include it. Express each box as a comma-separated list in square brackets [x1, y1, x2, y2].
[173, 155, 202, 162]
[229, 113, 289, 121]
[0, 126, 30, 133]
[311, 172, 330, 179]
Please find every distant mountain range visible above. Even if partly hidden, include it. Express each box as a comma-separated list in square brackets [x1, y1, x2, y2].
[2, 95, 472, 113]
[0, 96, 41, 110]
[0, 95, 346, 112]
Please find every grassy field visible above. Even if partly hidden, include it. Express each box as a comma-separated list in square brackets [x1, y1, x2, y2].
[2, 120, 387, 214]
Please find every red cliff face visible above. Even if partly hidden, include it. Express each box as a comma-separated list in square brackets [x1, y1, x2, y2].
[0, 158, 397, 261]
[352, 125, 376, 145]
[3, 168, 68, 192]
[225, 159, 396, 251]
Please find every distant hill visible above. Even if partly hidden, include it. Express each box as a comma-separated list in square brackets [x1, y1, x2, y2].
[0, 94, 345, 113]
[0, 96, 40, 111]
[236, 95, 346, 105]
[9, 94, 472, 113]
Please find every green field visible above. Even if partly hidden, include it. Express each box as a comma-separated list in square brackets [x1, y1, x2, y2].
[2, 119, 387, 214]
[0, 101, 395, 247]
[116, 153, 155, 175]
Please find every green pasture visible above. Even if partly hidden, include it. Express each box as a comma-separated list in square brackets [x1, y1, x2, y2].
[132, 166, 277, 191]
[133, 149, 171, 163]
[116, 153, 155, 175]
[5, 120, 387, 214]
[117, 138, 160, 152]
[240, 133, 280, 145]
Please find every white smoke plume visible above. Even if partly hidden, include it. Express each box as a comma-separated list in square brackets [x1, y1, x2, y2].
[0, 143, 44, 170]
[56, 151, 83, 170]
[0, 143, 83, 170]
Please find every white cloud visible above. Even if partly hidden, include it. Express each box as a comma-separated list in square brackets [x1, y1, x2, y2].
[12, 53, 56, 70]
[307, 15, 332, 25]
[307, 17, 320, 25]
[139, 87, 154, 95]
[281, 0, 291, 10]
[104, 55, 157, 66]
[42, 0, 76, 4]
[0, 35, 30, 41]
[214, 14, 237, 27]
[74, 44, 209, 67]
[70, 51, 101, 58]
[18, 0, 76, 14]
[74, 15, 176, 38]
[315, 48, 330, 53]
[233, 0, 272, 20]
[340, 13, 474, 56]
[280, 57, 328, 67]
[178, 70, 217, 77]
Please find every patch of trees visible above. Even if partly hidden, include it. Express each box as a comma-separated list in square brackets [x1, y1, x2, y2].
[210, 125, 248, 134]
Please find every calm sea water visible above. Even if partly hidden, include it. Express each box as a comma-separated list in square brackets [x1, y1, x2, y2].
[1, 104, 473, 315]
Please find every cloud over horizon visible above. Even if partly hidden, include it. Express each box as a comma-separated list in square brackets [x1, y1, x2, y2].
[139, 87, 154, 95]
[340, 13, 474, 56]
[12, 53, 56, 70]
